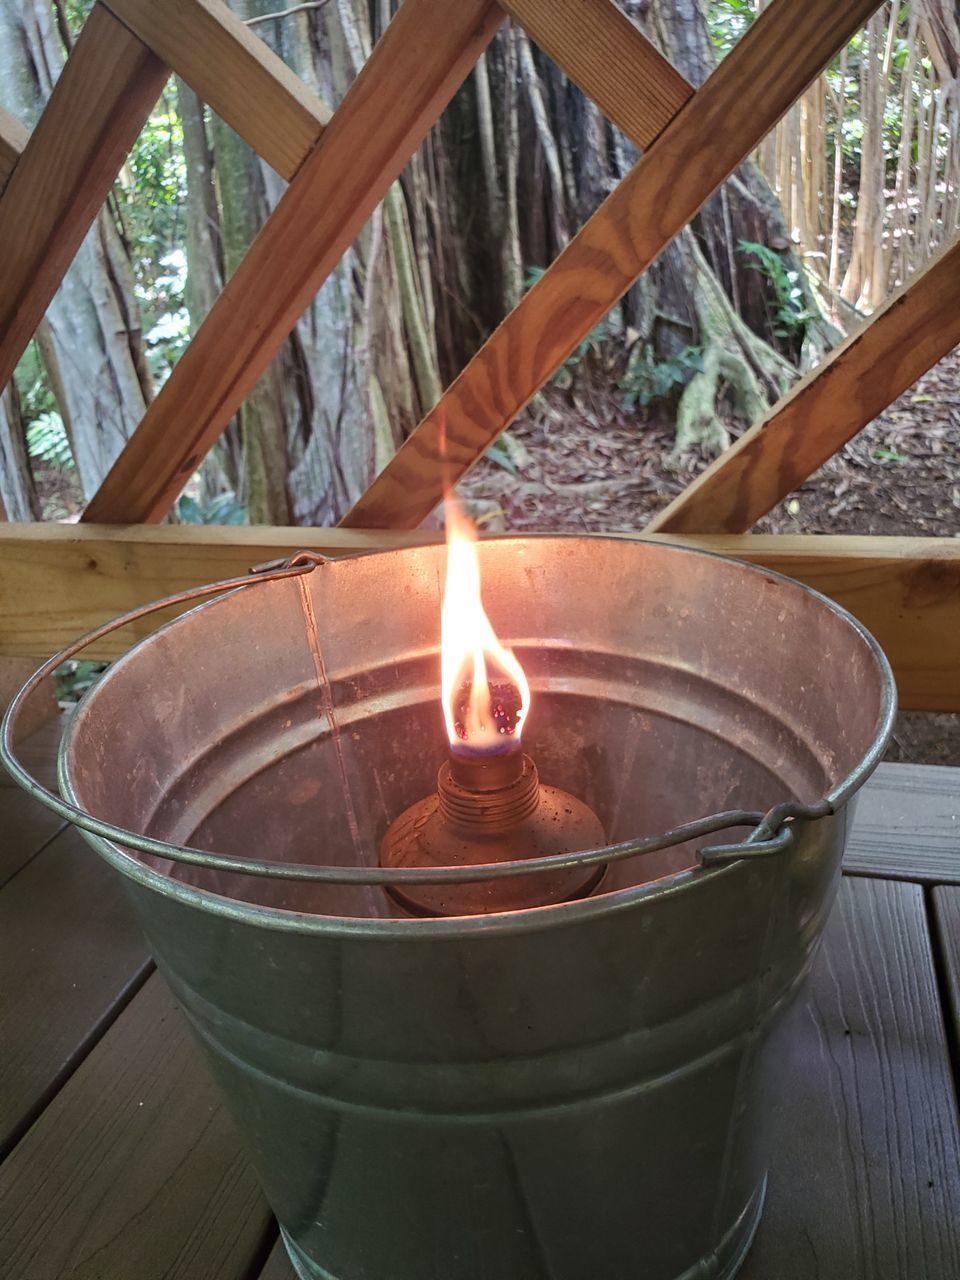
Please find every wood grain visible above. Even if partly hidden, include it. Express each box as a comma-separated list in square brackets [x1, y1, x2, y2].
[691, 533, 960, 714]
[340, 0, 884, 531]
[102, 0, 329, 180]
[1, 524, 953, 710]
[0, 713, 68, 794]
[740, 876, 960, 1278]
[648, 234, 960, 534]
[845, 763, 960, 884]
[83, 0, 503, 524]
[0, 655, 59, 741]
[932, 886, 960, 1057]
[0, 522, 438, 657]
[0, 788, 64, 889]
[501, 0, 692, 148]
[0, 105, 28, 195]
[0, 3, 167, 399]
[0, 974, 272, 1280]
[0, 829, 150, 1159]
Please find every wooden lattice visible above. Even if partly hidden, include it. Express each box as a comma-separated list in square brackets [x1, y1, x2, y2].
[0, 0, 958, 708]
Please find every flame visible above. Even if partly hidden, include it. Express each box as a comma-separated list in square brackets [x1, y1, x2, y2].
[441, 499, 530, 753]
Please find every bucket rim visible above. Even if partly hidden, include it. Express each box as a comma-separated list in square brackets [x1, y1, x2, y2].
[7, 534, 895, 936]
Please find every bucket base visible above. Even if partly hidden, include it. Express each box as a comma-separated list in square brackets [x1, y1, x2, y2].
[279, 1174, 766, 1280]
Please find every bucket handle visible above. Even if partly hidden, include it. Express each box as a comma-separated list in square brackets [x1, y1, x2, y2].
[0, 552, 831, 883]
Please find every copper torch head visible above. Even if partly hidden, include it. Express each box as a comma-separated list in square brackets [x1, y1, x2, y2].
[379, 744, 606, 917]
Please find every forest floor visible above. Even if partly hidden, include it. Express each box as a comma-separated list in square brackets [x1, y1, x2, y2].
[460, 347, 960, 766]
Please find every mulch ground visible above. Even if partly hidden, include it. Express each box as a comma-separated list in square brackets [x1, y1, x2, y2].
[460, 348, 960, 765]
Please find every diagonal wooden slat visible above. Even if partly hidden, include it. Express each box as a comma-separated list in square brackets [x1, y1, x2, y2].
[646, 234, 960, 534]
[0, 3, 167, 398]
[82, 0, 504, 525]
[102, 0, 329, 181]
[501, 0, 693, 149]
[342, 0, 884, 531]
[0, 106, 28, 196]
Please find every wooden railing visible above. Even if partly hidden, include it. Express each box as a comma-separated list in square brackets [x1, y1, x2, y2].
[0, 0, 957, 712]
[0, 0, 898, 526]
[0, 524, 957, 713]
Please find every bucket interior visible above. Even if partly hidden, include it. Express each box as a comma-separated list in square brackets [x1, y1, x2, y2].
[62, 537, 891, 918]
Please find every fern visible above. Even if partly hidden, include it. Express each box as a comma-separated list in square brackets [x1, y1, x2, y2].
[26, 413, 74, 469]
[738, 240, 814, 340]
[620, 345, 705, 409]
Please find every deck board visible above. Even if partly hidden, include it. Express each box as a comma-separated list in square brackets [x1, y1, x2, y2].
[844, 762, 960, 883]
[0, 828, 151, 1159]
[0, 712, 67, 794]
[740, 876, 960, 1278]
[932, 885, 960, 1061]
[0, 787, 64, 886]
[0, 973, 272, 1280]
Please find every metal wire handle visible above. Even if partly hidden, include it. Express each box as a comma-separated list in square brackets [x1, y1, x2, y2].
[0, 551, 829, 884]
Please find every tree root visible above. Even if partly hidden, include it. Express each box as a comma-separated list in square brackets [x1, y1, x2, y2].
[674, 344, 767, 455]
[672, 231, 799, 459]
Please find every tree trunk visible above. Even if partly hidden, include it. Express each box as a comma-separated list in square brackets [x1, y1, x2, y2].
[499, 25, 524, 313]
[516, 29, 569, 252]
[0, 384, 40, 521]
[176, 75, 242, 501]
[230, 0, 416, 523]
[178, 77, 222, 328]
[384, 184, 443, 410]
[661, 1, 837, 356]
[0, 0, 151, 502]
[841, 12, 886, 310]
[607, 0, 827, 451]
[210, 68, 291, 525]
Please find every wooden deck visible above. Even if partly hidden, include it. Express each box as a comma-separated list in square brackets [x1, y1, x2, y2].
[1, 720, 959, 1279]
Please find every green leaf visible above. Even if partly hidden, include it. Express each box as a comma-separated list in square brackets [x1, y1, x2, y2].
[873, 447, 906, 462]
[26, 412, 74, 469]
[54, 657, 107, 703]
[176, 494, 204, 524]
[619, 343, 705, 411]
[204, 493, 247, 524]
[685, 351, 705, 373]
[485, 439, 520, 477]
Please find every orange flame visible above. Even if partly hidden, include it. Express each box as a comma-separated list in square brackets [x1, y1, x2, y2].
[441, 499, 530, 753]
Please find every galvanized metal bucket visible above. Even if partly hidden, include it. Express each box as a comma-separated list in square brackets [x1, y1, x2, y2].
[2, 537, 895, 1280]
